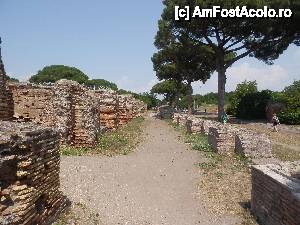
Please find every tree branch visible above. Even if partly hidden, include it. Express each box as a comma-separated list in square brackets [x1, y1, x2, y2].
[225, 49, 253, 69]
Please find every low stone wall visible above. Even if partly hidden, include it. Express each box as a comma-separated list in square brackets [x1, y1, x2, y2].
[235, 129, 273, 159]
[0, 121, 68, 225]
[251, 161, 300, 225]
[208, 125, 236, 154]
[201, 119, 218, 135]
[186, 117, 203, 134]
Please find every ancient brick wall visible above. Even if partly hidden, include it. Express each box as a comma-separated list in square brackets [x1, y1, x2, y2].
[8, 84, 55, 126]
[0, 61, 13, 121]
[7, 80, 100, 147]
[186, 117, 203, 134]
[93, 89, 119, 131]
[208, 125, 236, 154]
[118, 95, 129, 125]
[0, 121, 68, 225]
[251, 162, 300, 225]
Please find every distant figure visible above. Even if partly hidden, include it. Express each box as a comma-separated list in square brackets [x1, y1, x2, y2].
[221, 112, 228, 124]
[204, 108, 207, 113]
[272, 113, 280, 132]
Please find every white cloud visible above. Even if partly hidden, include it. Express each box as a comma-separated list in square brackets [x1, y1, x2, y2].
[193, 63, 290, 94]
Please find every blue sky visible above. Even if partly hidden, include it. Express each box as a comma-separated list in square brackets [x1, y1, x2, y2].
[1, 0, 299, 94]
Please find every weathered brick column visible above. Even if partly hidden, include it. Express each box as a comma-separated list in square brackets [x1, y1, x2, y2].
[251, 162, 300, 225]
[208, 125, 236, 154]
[186, 117, 203, 134]
[93, 89, 119, 131]
[0, 121, 69, 225]
[0, 45, 13, 121]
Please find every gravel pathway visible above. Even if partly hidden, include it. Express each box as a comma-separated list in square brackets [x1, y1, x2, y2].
[60, 115, 240, 225]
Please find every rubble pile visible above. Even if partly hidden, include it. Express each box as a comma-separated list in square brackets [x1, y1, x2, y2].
[201, 119, 219, 135]
[251, 161, 300, 225]
[235, 129, 273, 159]
[93, 89, 119, 131]
[0, 121, 68, 225]
[208, 125, 236, 154]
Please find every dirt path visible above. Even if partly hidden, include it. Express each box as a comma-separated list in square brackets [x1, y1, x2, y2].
[60, 115, 240, 225]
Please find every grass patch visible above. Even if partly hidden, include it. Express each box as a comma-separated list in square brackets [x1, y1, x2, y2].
[53, 202, 102, 225]
[60, 117, 145, 156]
[97, 116, 145, 156]
[168, 120, 257, 225]
[272, 143, 300, 161]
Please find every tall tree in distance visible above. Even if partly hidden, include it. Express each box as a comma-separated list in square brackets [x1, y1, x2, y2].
[30, 65, 89, 84]
[152, 21, 215, 114]
[159, 0, 300, 119]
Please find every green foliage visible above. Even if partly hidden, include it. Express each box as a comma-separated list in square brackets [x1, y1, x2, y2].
[6, 75, 19, 82]
[98, 117, 145, 156]
[159, 0, 300, 118]
[236, 90, 272, 120]
[30, 65, 89, 84]
[277, 80, 300, 124]
[151, 80, 188, 106]
[227, 80, 258, 116]
[117, 89, 160, 109]
[85, 79, 118, 90]
[135, 92, 160, 109]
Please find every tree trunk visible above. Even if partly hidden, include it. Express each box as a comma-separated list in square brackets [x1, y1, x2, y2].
[187, 81, 193, 115]
[216, 53, 226, 121]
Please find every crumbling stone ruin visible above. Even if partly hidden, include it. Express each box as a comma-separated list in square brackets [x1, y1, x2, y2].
[208, 125, 236, 155]
[118, 95, 129, 126]
[201, 119, 218, 135]
[0, 47, 13, 121]
[1, 79, 147, 148]
[0, 121, 68, 225]
[251, 161, 300, 225]
[235, 129, 273, 159]
[7, 80, 100, 147]
[92, 89, 119, 131]
[186, 118, 203, 134]
[173, 113, 273, 160]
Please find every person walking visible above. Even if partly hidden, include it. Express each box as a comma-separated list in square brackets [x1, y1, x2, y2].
[272, 113, 280, 132]
[221, 111, 229, 124]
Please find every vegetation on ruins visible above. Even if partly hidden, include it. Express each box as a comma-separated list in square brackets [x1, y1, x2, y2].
[157, 0, 300, 120]
[60, 117, 145, 156]
[30, 65, 89, 84]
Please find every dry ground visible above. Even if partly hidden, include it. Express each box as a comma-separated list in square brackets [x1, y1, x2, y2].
[59, 114, 240, 225]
